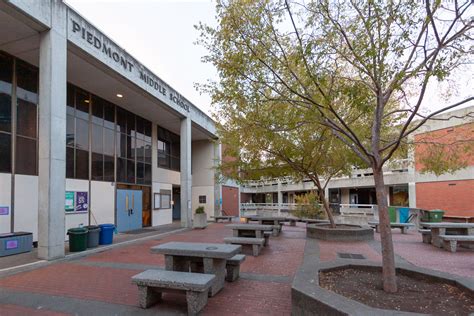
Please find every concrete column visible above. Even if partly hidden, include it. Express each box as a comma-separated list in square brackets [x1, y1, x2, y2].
[180, 117, 192, 228]
[408, 183, 417, 208]
[38, 0, 67, 260]
[277, 181, 283, 215]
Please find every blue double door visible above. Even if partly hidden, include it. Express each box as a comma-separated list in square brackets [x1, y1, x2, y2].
[116, 189, 143, 232]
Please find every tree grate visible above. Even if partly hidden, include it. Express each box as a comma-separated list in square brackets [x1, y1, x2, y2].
[337, 253, 366, 259]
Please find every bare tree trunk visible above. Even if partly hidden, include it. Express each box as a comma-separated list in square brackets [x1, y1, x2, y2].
[373, 166, 398, 293]
[311, 177, 336, 228]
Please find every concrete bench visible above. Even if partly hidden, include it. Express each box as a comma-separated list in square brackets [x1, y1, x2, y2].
[211, 216, 235, 223]
[419, 229, 432, 243]
[439, 235, 474, 253]
[263, 231, 271, 247]
[226, 254, 246, 282]
[131, 269, 215, 315]
[368, 221, 415, 234]
[224, 237, 265, 256]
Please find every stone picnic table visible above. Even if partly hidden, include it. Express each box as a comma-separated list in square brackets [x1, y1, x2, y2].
[226, 223, 274, 238]
[421, 222, 474, 248]
[242, 216, 288, 235]
[150, 241, 241, 296]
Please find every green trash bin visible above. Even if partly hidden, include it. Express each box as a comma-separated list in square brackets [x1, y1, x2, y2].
[428, 209, 444, 222]
[420, 209, 430, 222]
[388, 206, 397, 223]
[67, 227, 89, 252]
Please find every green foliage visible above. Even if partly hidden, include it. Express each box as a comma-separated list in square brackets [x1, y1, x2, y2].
[419, 141, 473, 176]
[293, 192, 326, 219]
[195, 206, 205, 214]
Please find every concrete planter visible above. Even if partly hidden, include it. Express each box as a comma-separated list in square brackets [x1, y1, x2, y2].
[193, 213, 208, 229]
[292, 260, 474, 315]
[306, 223, 374, 241]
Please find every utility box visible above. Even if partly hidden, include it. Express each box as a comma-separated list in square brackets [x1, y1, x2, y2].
[0, 232, 33, 257]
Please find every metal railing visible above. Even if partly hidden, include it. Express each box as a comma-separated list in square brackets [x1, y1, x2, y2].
[240, 202, 376, 217]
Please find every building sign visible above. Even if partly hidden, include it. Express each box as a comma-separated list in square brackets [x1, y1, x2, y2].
[65, 191, 75, 212]
[68, 10, 190, 114]
[76, 192, 88, 213]
[0, 206, 9, 215]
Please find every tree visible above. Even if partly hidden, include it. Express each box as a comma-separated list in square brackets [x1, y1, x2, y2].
[198, 0, 473, 292]
[216, 98, 359, 228]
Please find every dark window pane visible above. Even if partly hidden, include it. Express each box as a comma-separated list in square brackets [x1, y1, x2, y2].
[127, 112, 135, 136]
[0, 132, 11, 173]
[116, 107, 127, 134]
[75, 149, 89, 180]
[15, 136, 36, 175]
[144, 142, 152, 164]
[91, 123, 103, 154]
[76, 118, 89, 150]
[117, 132, 126, 158]
[75, 89, 89, 120]
[136, 116, 144, 140]
[127, 135, 134, 159]
[144, 163, 151, 184]
[103, 128, 114, 156]
[16, 99, 37, 138]
[136, 162, 144, 184]
[16, 59, 38, 95]
[66, 146, 74, 178]
[0, 54, 12, 133]
[144, 120, 151, 138]
[66, 115, 75, 147]
[103, 155, 114, 182]
[91, 95, 104, 125]
[104, 102, 115, 129]
[67, 84, 74, 116]
[127, 159, 135, 183]
[136, 138, 144, 162]
[117, 158, 127, 183]
[91, 152, 103, 181]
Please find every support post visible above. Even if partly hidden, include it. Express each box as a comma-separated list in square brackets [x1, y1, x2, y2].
[180, 117, 192, 228]
[38, 0, 67, 260]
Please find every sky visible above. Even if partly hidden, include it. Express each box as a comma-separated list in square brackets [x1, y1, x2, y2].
[65, 0, 217, 114]
[65, 0, 472, 116]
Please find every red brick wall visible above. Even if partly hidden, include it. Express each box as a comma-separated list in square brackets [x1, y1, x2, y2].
[416, 180, 474, 216]
[222, 185, 239, 216]
[415, 122, 474, 171]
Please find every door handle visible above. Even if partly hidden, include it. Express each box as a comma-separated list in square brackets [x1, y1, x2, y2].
[130, 208, 134, 215]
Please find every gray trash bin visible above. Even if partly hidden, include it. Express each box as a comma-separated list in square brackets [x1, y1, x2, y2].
[85, 225, 100, 248]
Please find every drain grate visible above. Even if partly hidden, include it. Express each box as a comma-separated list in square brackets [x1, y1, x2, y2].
[337, 253, 366, 259]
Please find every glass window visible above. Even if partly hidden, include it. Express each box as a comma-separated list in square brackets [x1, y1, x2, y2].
[91, 123, 103, 154]
[75, 118, 89, 150]
[91, 95, 104, 125]
[117, 158, 127, 183]
[67, 84, 74, 116]
[127, 159, 135, 183]
[117, 132, 126, 158]
[75, 89, 89, 121]
[103, 128, 114, 156]
[0, 132, 11, 173]
[66, 147, 74, 178]
[199, 195, 206, 204]
[127, 134, 134, 159]
[0, 53, 12, 133]
[66, 115, 75, 147]
[116, 107, 127, 134]
[144, 164, 151, 184]
[16, 100, 37, 138]
[15, 136, 36, 175]
[16, 60, 38, 97]
[75, 149, 89, 180]
[126, 113, 134, 135]
[91, 152, 103, 180]
[104, 102, 114, 129]
[103, 155, 114, 182]
[136, 162, 144, 184]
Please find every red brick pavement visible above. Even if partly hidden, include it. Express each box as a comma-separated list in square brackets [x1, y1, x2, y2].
[0, 223, 472, 315]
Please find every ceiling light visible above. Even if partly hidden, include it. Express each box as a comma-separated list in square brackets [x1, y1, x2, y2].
[84, 99, 90, 103]
[116, 94, 123, 98]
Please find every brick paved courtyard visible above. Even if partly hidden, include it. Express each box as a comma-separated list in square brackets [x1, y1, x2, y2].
[0, 223, 472, 315]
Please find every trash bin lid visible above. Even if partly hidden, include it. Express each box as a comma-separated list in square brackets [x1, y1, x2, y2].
[68, 227, 88, 234]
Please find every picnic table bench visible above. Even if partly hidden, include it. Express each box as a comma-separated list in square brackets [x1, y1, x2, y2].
[368, 221, 415, 234]
[226, 254, 246, 282]
[224, 237, 265, 256]
[439, 235, 474, 253]
[241, 217, 285, 236]
[421, 222, 474, 248]
[226, 224, 274, 239]
[131, 269, 214, 315]
[210, 215, 235, 223]
[150, 242, 241, 297]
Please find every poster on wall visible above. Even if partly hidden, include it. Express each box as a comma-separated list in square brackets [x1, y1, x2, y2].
[65, 192, 75, 212]
[75, 192, 88, 212]
[0, 206, 9, 215]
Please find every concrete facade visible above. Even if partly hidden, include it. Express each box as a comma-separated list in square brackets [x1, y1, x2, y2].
[0, 0, 220, 259]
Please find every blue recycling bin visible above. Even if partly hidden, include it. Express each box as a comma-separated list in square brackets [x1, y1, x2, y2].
[98, 224, 115, 245]
[398, 207, 410, 223]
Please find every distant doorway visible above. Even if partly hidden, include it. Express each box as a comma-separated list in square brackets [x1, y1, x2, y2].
[172, 186, 181, 220]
